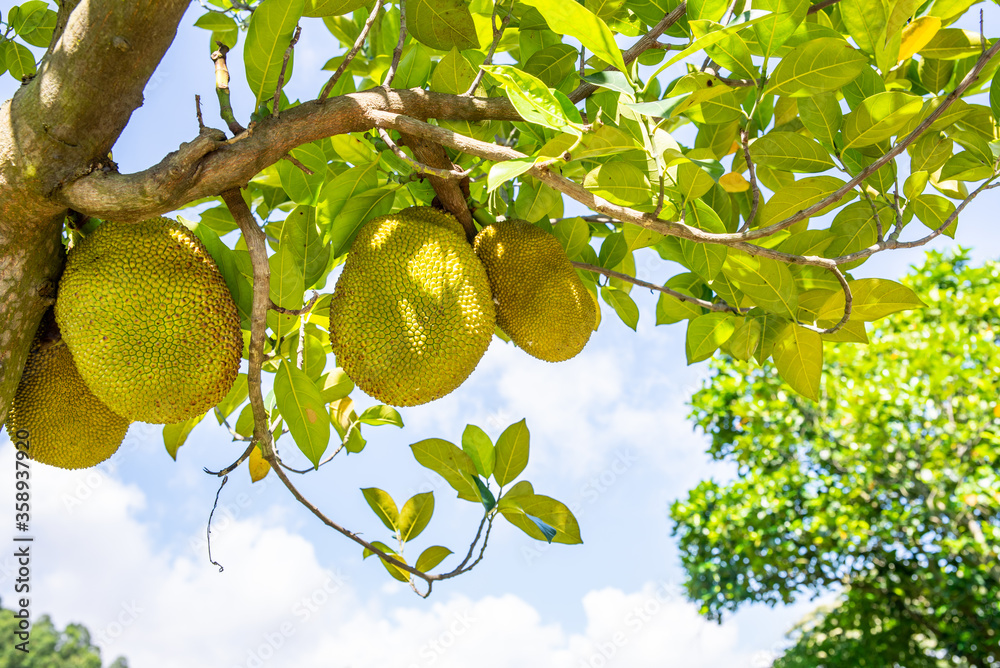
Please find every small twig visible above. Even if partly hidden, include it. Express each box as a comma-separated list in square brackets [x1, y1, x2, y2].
[195, 94, 205, 130]
[817, 265, 853, 335]
[738, 128, 760, 233]
[207, 475, 229, 572]
[320, 0, 385, 101]
[378, 128, 469, 180]
[211, 43, 245, 135]
[807, 0, 842, 14]
[859, 188, 884, 242]
[281, 154, 315, 176]
[463, 0, 513, 96]
[572, 261, 746, 313]
[579, 46, 586, 78]
[270, 290, 320, 316]
[205, 441, 257, 476]
[569, 3, 687, 103]
[273, 25, 301, 118]
[653, 174, 666, 217]
[384, 0, 407, 88]
[281, 442, 344, 473]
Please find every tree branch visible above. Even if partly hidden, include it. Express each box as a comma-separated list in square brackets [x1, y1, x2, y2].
[572, 262, 744, 314]
[57, 90, 521, 221]
[319, 0, 385, 101]
[568, 3, 688, 104]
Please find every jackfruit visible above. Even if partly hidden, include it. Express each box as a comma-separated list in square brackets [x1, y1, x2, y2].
[9, 324, 130, 469]
[474, 220, 596, 362]
[329, 206, 495, 406]
[55, 218, 242, 424]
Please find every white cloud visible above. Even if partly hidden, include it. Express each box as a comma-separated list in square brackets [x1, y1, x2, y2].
[0, 441, 755, 668]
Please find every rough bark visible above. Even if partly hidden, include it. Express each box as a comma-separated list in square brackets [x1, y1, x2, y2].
[0, 0, 189, 428]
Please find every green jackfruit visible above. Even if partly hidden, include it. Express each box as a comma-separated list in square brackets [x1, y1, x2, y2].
[9, 325, 130, 469]
[55, 218, 242, 424]
[474, 220, 596, 362]
[329, 207, 495, 407]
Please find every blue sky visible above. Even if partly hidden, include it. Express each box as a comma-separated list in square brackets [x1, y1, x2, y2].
[2, 3, 1000, 667]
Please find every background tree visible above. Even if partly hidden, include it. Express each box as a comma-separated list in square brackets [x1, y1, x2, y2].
[0, 0, 999, 592]
[0, 598, 129, 668]
[671, 250, 1000, 667]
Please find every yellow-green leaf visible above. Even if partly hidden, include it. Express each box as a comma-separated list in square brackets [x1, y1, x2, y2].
[772, 323, 823, 400]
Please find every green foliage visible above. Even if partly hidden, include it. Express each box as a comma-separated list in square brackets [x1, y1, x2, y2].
[0, 599, 128, 668]
[671, 250, 1000, 666]
[46, 0, 997, 588]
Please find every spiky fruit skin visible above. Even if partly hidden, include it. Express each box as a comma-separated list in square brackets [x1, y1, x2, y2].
[329, 207, 495, 407]
[474, 220, 596, 362]
[9, 339, 130, 469]
[55, 218, 242, 424]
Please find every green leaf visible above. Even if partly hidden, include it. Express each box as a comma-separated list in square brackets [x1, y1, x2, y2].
[518, 0, 627, 75]
[797, 94, 843, 148]
[415, 546, 453, 572]
[598, 232, 629, 268]
[274, 360, 331, 468]
[910, 194, 958, 238]
[319, 368, 354, 403]
[162, 413, 206, 460]
[818, 278, 926, 322]
[758, 176, 849, 229]
[430, 47, 477, 94]
[482, 65, 580, 135]
[4, 41, 36, 80]
[361, 487, 400, 531]
[680, 200, 728, 282]
[406, 0, 478, 50]
[304, 0, 368, 16]
[723, 251, 799, 317]
[462, 425, 495, 478]
[410, 438, 481, 502]
[990, 67, 1000, 125]
[524, 44, 579, 87]
[215, 373, 249, 424]
[281, 205, 331, 290]
[772, 323, 823, 400]
[727, 317, 763, 360]
[686, 312, 737, 363]
[499, 492, 583, 544]
[919, 28, 984, 59]
[583, 163, 651, 206]
[244, 0, 305, 107]
[842, 92, 924, 149]
[650, 10, 773, 78]
[581, 71, 634, 95]
[487, 158, 535, 192]
[839, 0, 888, 55]
[363, 541, 410, 582]
[358, 405, 404, 427]
[398, 492, 434, 542]
[749, 132, 835, 173]
[471, 476, 497, 511]
[752, 0, 809, 56]
[552, 217, 591, 259]
[493, 419, 530, 486]
[327, 185, 397, 257]
[656, 274, 705, 325]
[601, 286, 639, 330]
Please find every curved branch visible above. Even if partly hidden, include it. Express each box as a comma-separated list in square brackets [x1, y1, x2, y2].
[572, 262, 745, 314]
[568, 3, 688, 103]
[58, 90, 521, 221]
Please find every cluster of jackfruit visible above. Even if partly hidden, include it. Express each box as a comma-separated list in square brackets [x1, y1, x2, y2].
[10, 218, 242, 470]
[9, 203, 595, 467]
[329, 207, 595, 407]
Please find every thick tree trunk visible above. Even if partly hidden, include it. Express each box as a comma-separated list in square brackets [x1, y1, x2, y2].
[0, 1, 190, 429]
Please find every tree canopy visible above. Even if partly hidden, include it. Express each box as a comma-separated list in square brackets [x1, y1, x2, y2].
[0, 0, 999, 595]
[0, 598, 128, 668]
[672, 250, 1000, 667]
